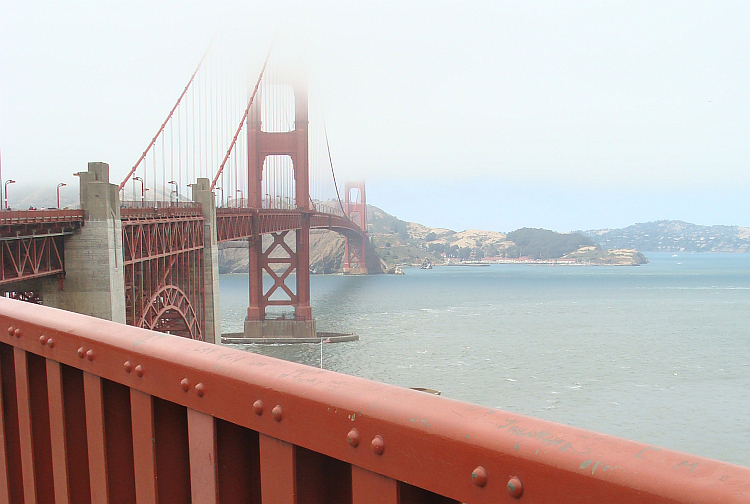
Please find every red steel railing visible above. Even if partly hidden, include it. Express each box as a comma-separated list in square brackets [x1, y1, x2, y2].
[120, 202, 203, 221]
[0, 298, 748, 503]
[0, 209, 84, 226]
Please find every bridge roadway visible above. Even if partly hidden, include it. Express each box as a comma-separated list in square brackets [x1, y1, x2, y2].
[1, 298, 748, 503]
[1, 205, 360, 288]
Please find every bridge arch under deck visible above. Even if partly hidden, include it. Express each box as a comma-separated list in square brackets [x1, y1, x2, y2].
[0, 298, 748, 504]
[136, 284, 202, 340]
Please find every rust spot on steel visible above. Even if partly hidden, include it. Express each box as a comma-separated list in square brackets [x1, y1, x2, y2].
[1, 298, 749, 504]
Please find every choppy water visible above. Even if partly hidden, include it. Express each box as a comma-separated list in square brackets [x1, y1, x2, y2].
[220, 253, 750, 467]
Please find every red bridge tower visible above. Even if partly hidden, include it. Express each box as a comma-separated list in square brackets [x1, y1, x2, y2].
[244, 74, 315, 338]
[344, 181, 368, 275]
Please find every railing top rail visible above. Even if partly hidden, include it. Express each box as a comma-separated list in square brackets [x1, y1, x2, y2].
[120, 202, 203, 220]
[3, 299, 746, 503]
[0, 208, 85, 225]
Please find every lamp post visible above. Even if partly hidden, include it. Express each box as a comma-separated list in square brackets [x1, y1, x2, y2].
[56, 183, 66, 209]
[236, 189, 244, 208]
[133, 176, 145, 203]
[215, 186, 223, 207]
[168, 180, 178, 205]
[4, 180, 15, 210]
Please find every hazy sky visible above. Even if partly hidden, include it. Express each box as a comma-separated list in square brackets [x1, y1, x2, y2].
[1, 1, 748, 232]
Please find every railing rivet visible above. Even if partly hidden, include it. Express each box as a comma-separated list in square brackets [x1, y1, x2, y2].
[77, 347, 85, 358]
[471, 466, 488, 487]
[47, 338, 55, 348]
[272, 405, 282, 422]
[180, 378, 190, 391]
[253, 400, 263, 415]
[195, 383, 204, 397]
[371, 435, 385, 455]
[14, 328, 21, 338]
[507, 476, 523, 498]
[6, 326, 13, 336]
[124, 361, 132, 373]
[135, 365, 144, 377]
[39, 335, 47, 345]
[347, 428, 360, 447]
[86, 349, 95, 361]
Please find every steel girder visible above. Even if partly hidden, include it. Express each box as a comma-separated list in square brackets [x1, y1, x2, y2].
[122, 216, 205, 340]
[216, 208, 363, 242]
[0, 209, 84, 238]
[0, 235, 65, 286]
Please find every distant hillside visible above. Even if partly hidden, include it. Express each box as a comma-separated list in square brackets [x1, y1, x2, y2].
[584, 221, 750, 253]
[367, 206, 646, 267]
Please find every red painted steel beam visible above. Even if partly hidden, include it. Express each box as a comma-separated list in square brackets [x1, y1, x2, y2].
[0, 210, 83, 239]
[1, 298, 748, 504]
[120, 205, 203, 221]
[1, 235, 65, 286]
[216, 209, 363, 243]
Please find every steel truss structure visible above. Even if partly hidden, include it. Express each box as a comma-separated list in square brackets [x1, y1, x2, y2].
[216, 208, 362, 243]
[122, 213, 205, 340]
[0, 235, 65, 287]
[0, 209, 84, 289]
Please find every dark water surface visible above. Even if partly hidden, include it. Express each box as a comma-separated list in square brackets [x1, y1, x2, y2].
[220, 253, 750, 467]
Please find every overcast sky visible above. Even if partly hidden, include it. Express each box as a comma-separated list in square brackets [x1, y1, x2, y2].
[1, 1, 748, 232]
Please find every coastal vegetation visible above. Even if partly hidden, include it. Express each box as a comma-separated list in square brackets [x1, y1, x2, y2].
[505, 228, 595, 260]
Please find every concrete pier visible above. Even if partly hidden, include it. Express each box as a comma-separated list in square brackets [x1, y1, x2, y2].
[243, 317, 317, 340]
[40, 162, 126, 322]
[192, 178, 221, 344]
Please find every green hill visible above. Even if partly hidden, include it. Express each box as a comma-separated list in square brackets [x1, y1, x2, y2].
[505, 228, 596, 259]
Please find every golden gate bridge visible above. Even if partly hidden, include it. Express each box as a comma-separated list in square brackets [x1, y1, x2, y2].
[2, 39, 369, 343]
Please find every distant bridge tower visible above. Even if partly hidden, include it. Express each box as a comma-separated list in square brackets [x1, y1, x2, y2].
[344, 181, 368, 275]
[245, 69, 315, 338]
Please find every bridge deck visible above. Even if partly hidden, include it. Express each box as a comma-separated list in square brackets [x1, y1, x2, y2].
[0, 298, 747, 503]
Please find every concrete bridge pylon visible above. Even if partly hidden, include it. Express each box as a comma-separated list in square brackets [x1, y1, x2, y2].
[41, 162, 126, 323]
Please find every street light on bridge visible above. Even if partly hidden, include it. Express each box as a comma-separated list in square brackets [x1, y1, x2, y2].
[4, 180, 15, 210]
[56, 183, 66, 209]
[133, 176, 146, 203]
[168, 180, 178, 205]
[236, 189, 244, 208]
[215, 186, 223, 207]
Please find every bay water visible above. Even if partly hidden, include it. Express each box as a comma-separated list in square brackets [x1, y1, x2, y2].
[220, 252, 750, 467]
